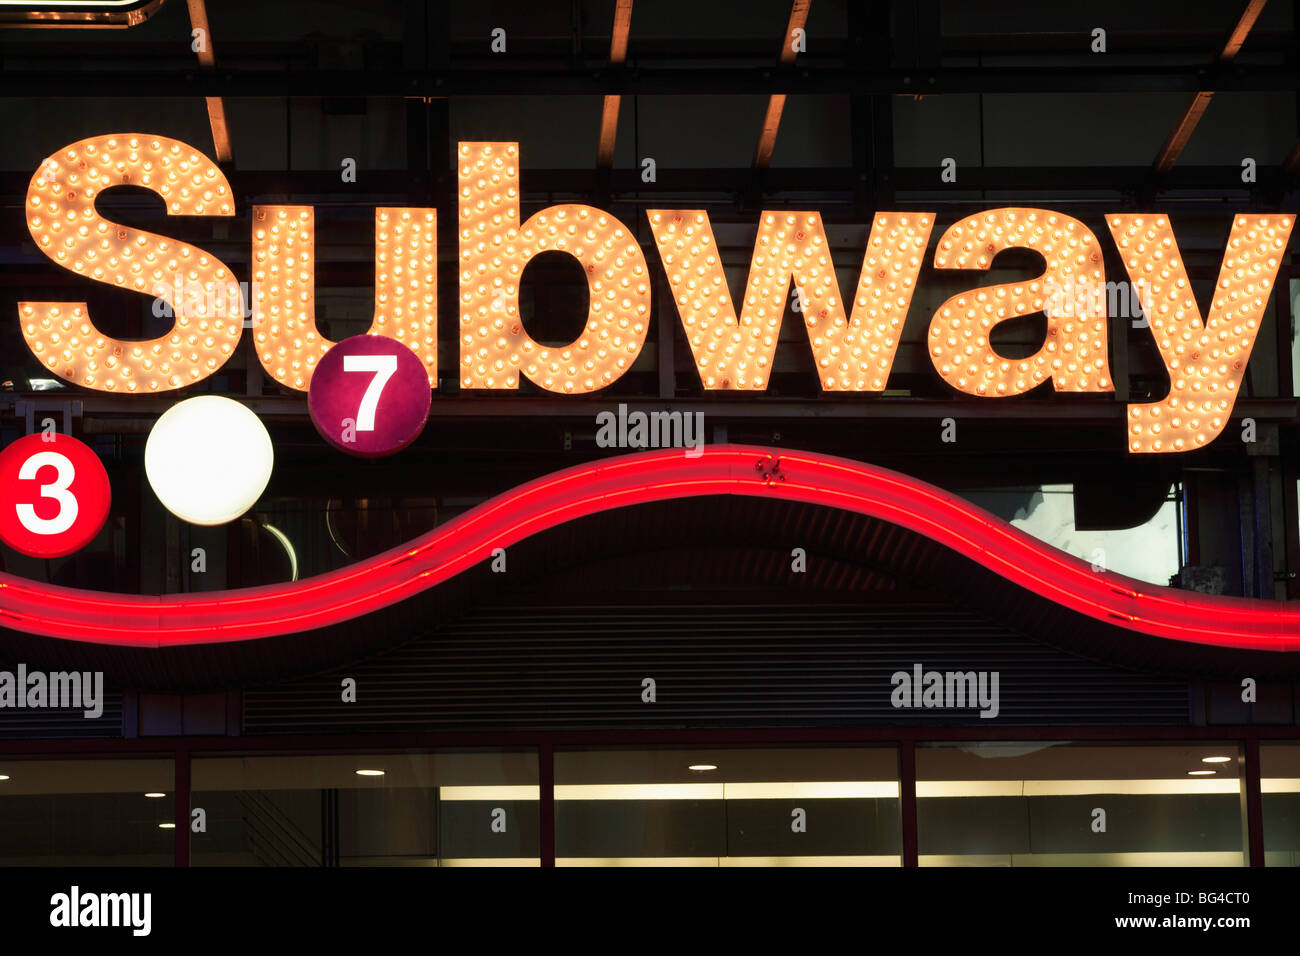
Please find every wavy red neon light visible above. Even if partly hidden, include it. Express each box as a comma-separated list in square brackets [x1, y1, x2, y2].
[0, 444, 1296, 650]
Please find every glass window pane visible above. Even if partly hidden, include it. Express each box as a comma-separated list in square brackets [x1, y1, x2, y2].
[1290, 278, 1300, 397]
[962, 485, 1181, 585]
[917, 742, 1244, 866]
[0, 757, 174, 865]
[554, 746, 900, 866]
[1263, 743, 1300, 867]
[190, 750, 538, 866]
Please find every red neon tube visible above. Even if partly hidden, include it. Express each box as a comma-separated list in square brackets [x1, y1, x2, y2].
[0, 445, 1295, 650]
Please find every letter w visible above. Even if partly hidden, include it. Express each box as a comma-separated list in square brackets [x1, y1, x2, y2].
[647, 210, 934, 391]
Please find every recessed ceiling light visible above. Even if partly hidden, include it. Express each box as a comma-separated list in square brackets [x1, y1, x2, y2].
[687, 764, 718, 772]
[158, 822, 176, 829]
[1201, 756, 1232, 764]
[1188, 769, 1216, 776]
[355, 769, 385, 777]
[144, 792, 166, 798]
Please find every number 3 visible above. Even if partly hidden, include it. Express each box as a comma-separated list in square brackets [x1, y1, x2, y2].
[342, 354, 398, 432]
[16, 451, 78, 536]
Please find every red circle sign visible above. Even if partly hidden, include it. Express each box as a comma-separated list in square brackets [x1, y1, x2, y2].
[0, 433, 112, 558]
[308, 334, 432, 457]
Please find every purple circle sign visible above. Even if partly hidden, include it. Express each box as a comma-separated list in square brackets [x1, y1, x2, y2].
[308, 334, 432, 457]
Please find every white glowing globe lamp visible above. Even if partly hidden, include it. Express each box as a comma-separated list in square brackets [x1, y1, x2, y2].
[145, 396, 274, 526]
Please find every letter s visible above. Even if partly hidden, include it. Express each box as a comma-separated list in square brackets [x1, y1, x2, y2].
[19, 134, 243, 393]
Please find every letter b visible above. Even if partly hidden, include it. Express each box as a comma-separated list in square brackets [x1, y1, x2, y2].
[457, 143, 650, 393]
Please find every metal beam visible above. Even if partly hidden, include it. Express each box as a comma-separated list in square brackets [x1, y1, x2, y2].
[596, 0, 634, 168]
[8, 32, 1299, 63]
[185, 0, 233, 163]
[754, 0, 811, 169]
[0, 63, 1293, 97]
[1287, 49, 1300, 174]
[1243, 738, 1266, 866]
[0, 165, 1285, 204]
[1222, 0, 1270, 58]
[11, 396, 1294, 425]
[850, 1, 894, 215]
[0, 0, 167, 27]
[753, 96, 788, 170]
[1153, 0, 1268, 174]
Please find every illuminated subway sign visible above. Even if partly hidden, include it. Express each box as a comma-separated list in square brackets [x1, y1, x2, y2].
[19, 134, 1294, 454]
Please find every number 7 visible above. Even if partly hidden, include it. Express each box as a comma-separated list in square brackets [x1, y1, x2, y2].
[342, 354, 398, 432]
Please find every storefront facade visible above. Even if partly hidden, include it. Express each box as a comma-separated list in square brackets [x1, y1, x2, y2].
[1, 0, 1299, 869]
